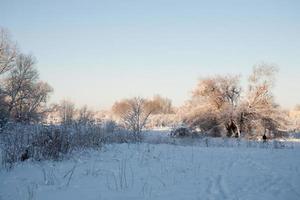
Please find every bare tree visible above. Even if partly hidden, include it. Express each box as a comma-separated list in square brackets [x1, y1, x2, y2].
[0, 27, 53, 126]
[0, 28, 18, 126]
[77, 105, 94, 125]
[4, 54, 52, 122]
[58, 100, 76, 125]
[0, 28, 17, 75]
[112, 97, 159, 138]
[238, 64, 284, 136]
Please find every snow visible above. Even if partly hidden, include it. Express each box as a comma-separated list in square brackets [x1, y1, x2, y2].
[1, 135, 300, 200]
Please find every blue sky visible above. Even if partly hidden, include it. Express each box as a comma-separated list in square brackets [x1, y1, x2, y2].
[1, 0, 300, 109]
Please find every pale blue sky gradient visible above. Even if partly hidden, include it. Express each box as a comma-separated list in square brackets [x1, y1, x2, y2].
[1, 0, 300, 109]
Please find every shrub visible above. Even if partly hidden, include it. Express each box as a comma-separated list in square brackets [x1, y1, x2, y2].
[170, 126, 192, 137]
[0, 122, 141, 168]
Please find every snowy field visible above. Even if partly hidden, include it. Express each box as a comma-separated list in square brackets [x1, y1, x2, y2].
[1, 135, 300, 200]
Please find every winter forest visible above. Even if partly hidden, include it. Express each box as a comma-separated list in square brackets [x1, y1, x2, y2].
[1, 1, 300, 199]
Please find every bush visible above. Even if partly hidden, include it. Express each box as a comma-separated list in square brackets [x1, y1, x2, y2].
[31, 127, 71, 160]
[0, 122, 135, 168]
[170, 126, 192, 137]
[0, 124, 71, 168]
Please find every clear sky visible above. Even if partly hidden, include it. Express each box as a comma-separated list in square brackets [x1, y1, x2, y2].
[1, 0, 300, 109]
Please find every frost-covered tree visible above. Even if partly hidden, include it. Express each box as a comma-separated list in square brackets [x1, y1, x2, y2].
[184, 75, 241, 137]
[4, 54, 52, 122]
[0, 28, 53, 124]
[112, 97, 159, 137]
[238, 64, 286, 137]
[184, 64, 285, 138]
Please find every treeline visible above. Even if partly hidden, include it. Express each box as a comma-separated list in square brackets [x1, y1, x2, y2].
[0, 27, 294, 139]
[108, 65, 290, 139]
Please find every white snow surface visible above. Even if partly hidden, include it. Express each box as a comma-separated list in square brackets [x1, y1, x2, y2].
[1, 135, 300, 200]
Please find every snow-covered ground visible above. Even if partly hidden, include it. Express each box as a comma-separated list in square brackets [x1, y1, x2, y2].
[1, 136, 300, 200]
